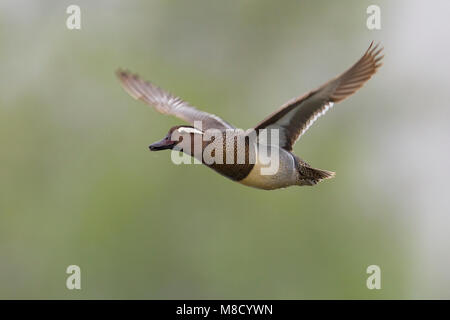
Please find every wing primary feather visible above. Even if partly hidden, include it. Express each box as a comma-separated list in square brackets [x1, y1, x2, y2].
[116, 69, 234, 130]
[252, 42, 383, 150]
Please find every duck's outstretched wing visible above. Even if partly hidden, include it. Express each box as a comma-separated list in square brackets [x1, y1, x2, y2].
[117, 70, 234, 131]
[253, 42, 383, 151]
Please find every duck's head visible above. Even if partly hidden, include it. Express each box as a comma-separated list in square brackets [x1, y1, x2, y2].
[149, 125, 204, 151]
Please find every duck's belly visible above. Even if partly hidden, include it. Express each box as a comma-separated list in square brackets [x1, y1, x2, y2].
[239, 147, 298, 190]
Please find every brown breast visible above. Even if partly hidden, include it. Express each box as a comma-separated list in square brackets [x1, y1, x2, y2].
[191, 131, 255, 181]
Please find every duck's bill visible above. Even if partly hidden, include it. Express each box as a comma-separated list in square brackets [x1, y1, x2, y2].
[149, 139, 176, 151]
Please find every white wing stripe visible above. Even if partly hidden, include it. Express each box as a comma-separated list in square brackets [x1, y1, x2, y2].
[298, 102, 334, 139]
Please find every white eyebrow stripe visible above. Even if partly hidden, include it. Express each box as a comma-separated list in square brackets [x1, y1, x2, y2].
[177, 127, 204, 134]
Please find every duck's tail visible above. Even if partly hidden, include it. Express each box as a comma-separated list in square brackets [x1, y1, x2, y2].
[293, 155, 335, 186]
[297, 165, 336, 186]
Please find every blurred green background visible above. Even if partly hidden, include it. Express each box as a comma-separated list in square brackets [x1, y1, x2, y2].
[1, 0, 450, 299]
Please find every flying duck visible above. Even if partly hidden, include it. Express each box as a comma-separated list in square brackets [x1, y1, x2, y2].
[117, 42, 383, 190]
